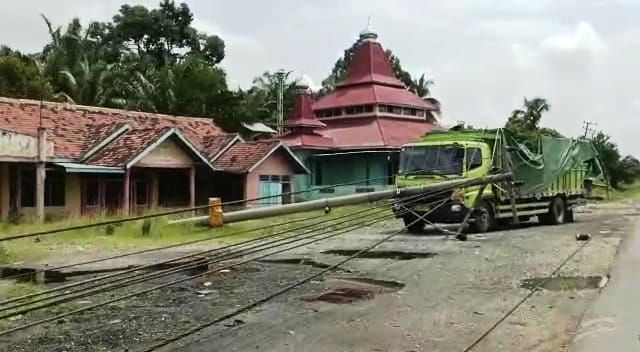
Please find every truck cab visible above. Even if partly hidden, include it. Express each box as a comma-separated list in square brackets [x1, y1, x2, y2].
[394, 134, 497, 233]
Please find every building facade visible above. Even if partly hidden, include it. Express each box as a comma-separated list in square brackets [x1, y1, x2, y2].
[280, 29, 441, 200]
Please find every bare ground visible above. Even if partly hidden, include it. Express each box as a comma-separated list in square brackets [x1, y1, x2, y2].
[0, 201, 636, 352]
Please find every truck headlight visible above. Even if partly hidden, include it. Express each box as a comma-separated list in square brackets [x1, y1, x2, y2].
[451, 204, 462, 212]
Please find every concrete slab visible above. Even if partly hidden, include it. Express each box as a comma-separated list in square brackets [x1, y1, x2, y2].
[569, 221, 640, 352]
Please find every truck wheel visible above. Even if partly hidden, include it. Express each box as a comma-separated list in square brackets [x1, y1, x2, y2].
[470, 202, 494, 233]
[403, 216, 424, 233]
[566, 209, 575, 223]
[539, 197, 566, 225]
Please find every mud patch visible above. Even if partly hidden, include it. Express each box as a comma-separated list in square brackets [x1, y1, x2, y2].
[322, 249, 436, 260]
[519, 276, 604, 291]
[303, 277, 404, 304]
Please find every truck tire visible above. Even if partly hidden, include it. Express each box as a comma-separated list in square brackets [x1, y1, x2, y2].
[470, 202, 494, 233]
[566, 209, 575, 223]
[403, 216, 424, 233]
[539, 197, 566, 225]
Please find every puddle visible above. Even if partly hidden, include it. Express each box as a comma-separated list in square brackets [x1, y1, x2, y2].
[258, 258, 351, 272]
[303, 277, 404, 304]
[331, 277, 405, 289]
[322, 250, 436, 260]
[519, 276, 605, 291]
[305, 287, 376, 304]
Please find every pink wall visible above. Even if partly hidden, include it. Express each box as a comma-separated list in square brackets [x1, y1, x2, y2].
[245, 149, 298, 201]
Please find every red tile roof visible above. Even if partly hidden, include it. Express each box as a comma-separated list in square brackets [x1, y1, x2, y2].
[280, 132, 334, 150]
[312, 36, 437, 111]
[82, 122, 129, 157]
[284, 88, 326, 129]
[87, 128, 168, 166]
[320, 116, 439, 149]
[313, 84, 434, 110]
[337, 39, 405, 88]
[0, 97, 222, 160]
[213, 140, 282, 173]
[203, 133, 240, 160]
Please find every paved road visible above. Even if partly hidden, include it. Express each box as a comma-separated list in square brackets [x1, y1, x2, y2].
[569, 217, 640, 352]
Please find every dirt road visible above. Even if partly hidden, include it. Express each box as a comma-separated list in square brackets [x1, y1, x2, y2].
[1, 201, 636, 352]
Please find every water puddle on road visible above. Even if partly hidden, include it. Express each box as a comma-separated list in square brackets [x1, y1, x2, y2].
[519, 276, 605, 291]
[322, 249, 437, 260]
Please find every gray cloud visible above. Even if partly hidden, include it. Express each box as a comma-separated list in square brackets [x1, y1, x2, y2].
[1, 0, 639, 154]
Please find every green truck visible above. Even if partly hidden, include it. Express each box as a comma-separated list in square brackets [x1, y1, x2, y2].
[393, 128, 606, 233]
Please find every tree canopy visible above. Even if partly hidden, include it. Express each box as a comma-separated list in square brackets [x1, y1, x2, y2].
[0, 47, 53, 100]
[0, 1, 238, 129]
[504, 97, 562, 151]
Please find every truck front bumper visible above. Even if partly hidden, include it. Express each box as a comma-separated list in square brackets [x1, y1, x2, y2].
[393, 199, 470, 224]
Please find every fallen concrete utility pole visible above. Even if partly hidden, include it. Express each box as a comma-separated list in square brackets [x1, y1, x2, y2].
[171, 173, 512, 227]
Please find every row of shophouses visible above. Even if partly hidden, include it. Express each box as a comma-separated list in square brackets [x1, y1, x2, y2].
[0, 29, 441, 221]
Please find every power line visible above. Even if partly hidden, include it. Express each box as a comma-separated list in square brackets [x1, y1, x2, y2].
[140, 199, 450, 351]
[0, 202, 395, 314]
[0, 191, 444, 335]
[0, 213, 326, 283]
[461, 240, 590, 352]
[0, 208, 387, 319]
[0, 190, 443, 317]
[0, 165, 433, 243]
[0, 197, 402, 307]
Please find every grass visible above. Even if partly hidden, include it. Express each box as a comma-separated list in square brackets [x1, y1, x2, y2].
[607, 182, 640, 202]
[0, 203, 382, 265]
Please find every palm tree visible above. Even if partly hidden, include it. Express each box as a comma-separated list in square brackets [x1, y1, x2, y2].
[410, 74, 435, 97]
[509, 97, 550, 129]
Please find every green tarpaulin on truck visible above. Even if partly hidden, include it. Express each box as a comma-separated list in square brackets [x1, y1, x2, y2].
[499, 131, 603, 195]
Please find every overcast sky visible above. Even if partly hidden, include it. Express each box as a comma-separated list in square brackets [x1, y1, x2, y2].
[1, 0, 639, 154]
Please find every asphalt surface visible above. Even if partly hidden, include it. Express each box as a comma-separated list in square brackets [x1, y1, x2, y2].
[568, 205, 640, 352]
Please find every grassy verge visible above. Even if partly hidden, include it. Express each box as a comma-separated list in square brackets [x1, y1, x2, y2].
[0, 203, 381, 265]
[607, 182, 640, 202]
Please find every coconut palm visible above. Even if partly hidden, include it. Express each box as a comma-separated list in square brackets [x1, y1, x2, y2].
[410, 74, 435, 97]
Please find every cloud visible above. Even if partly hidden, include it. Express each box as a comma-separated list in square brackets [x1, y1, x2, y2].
[541, 21, 607, 52]
[2, 0, 640, 154]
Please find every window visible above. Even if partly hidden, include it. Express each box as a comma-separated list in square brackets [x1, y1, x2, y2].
[269, 175, 281, 182]
[364, 105, 374, 113]
[259, 175, 269, 181]
[466, 148, 483, 170]
[392, 106, 403, 115]
[399, 146, 464, 176]
[20, 168, 35, 207]
[403, 108, 412, 115]
[45, 171, 65, 206]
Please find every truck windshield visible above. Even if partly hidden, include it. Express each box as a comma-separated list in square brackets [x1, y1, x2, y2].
[399, 145, 464, 176]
